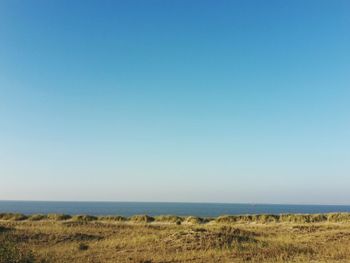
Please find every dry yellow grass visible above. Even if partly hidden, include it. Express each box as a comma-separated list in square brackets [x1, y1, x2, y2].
[1, 213, 350, 262]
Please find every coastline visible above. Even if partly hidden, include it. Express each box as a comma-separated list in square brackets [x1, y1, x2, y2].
[1, 212, 350, 224]
[1, 200, 350, 217]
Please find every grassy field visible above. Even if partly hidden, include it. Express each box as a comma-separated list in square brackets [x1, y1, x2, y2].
[1, 213, 350, 263]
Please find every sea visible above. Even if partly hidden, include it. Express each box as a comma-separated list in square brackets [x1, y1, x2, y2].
[1, 201, 350, 217]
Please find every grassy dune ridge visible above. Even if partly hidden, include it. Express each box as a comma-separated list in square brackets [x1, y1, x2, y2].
[1, 212, 350, 223]
[1, 212, 350, 262]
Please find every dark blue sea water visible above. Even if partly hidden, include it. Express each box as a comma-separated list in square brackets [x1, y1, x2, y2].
[1, 201, 350, 217]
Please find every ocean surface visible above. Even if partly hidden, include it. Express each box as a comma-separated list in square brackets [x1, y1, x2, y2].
[1, 201, 350, 217]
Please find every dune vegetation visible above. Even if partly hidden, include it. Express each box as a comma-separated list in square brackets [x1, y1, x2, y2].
[1, 213, 350, 262]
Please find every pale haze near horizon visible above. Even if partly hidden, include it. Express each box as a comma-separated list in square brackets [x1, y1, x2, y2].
[0, 1, 349, 205]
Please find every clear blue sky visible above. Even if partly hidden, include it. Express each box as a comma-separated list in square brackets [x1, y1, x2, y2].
[0, 0, 349, 204]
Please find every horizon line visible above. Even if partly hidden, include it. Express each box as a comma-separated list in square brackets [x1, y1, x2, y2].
[1, 199, 350, 207]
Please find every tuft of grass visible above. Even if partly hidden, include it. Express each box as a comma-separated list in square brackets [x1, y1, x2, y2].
[184, 216, 205, 224]
[129, 215, 155, 223]
[279, 214, 302, 223]
[28, 214, 48, 221]
[72, 215, 98, 222]
[280, 214, 314, 223]
[327, 213, 350, 222]
[98, 215, 127, 222]
[215, 215, 262, 224]
[215, 215, 239, 224]
[257, 214, 279, 223]
[47, 214, 72, 221]
[0, 213, 28, 221]
[216, 213, 350, 224]
[154, 215, 184, 223]
[309, 214, 328, 222]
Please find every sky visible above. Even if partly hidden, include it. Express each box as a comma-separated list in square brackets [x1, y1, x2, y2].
[0, 0, 349, 204]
